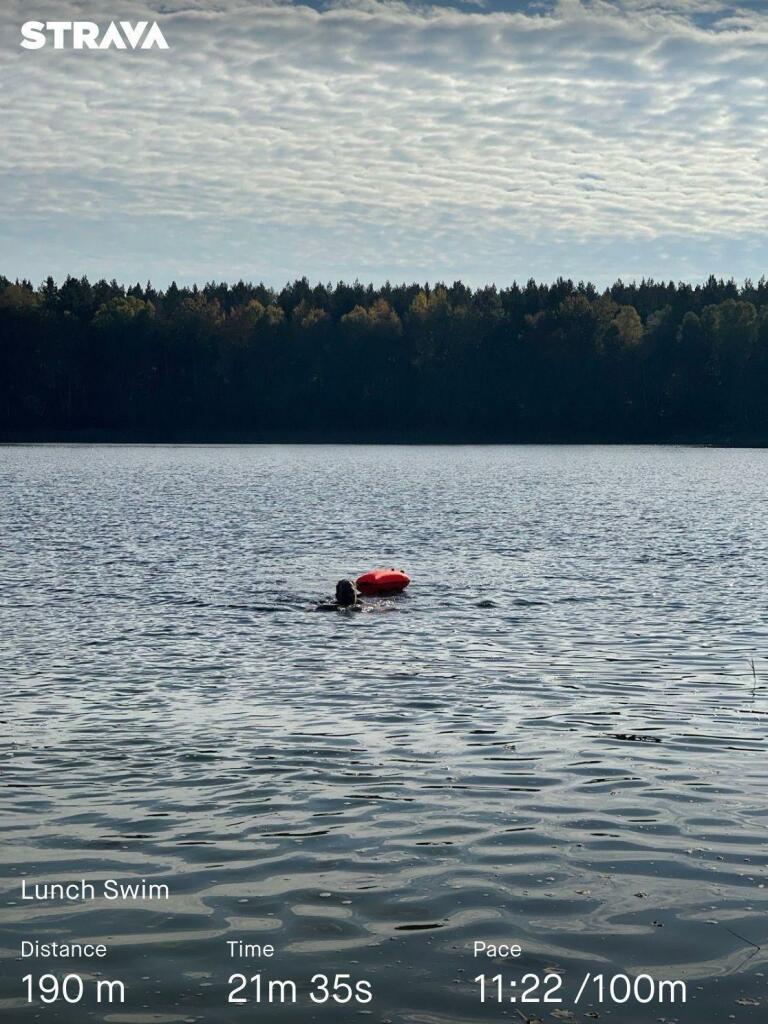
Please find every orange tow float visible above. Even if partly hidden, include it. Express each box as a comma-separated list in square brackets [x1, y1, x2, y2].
[356, 567, 410, 595]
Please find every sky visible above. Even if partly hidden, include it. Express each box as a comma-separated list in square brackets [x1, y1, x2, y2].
[1, 0, 767, 289]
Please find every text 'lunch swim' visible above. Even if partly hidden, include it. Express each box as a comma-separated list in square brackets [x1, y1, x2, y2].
[21, 879, 169, 902]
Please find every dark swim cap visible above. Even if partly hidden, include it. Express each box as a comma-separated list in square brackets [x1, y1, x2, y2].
[335, 579, 357, 607]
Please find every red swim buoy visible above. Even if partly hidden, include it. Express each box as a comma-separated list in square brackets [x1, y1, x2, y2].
[356, 567, 410, 595]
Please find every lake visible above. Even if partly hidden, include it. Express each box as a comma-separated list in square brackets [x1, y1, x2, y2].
[1, 444, 767, 1023]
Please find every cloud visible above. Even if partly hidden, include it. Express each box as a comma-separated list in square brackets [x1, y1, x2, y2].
[1, 0, 767, 285]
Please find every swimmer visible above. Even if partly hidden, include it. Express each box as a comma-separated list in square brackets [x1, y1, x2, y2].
[315, 579, 362, 612]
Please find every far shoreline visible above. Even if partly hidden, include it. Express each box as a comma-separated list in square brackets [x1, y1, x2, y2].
[2, 429, 767, 449]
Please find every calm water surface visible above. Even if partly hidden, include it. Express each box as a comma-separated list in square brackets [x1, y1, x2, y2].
[1, 444, 767, 1023]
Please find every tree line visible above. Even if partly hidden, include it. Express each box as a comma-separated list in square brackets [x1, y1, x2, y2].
[2, 272, 768, 442]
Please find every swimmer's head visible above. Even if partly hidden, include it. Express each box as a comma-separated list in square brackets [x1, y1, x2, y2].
[335, 579, 358, 607]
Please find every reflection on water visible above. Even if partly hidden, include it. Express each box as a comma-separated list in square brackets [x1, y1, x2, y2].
[1, 444, 767, 1022]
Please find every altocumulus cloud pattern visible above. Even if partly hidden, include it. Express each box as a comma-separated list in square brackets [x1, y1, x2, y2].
[1, 0, 767, 286]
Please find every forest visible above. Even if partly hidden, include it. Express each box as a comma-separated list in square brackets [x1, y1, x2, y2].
[1, 272, 767, 443]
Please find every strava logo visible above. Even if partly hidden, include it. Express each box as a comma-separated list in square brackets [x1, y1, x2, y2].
[21, 21, 170, 50]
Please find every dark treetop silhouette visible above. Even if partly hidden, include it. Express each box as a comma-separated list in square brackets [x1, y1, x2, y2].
[2, 273, 767, 443]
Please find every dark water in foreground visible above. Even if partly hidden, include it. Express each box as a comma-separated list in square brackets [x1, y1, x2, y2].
[1, 444, 767, 1024]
